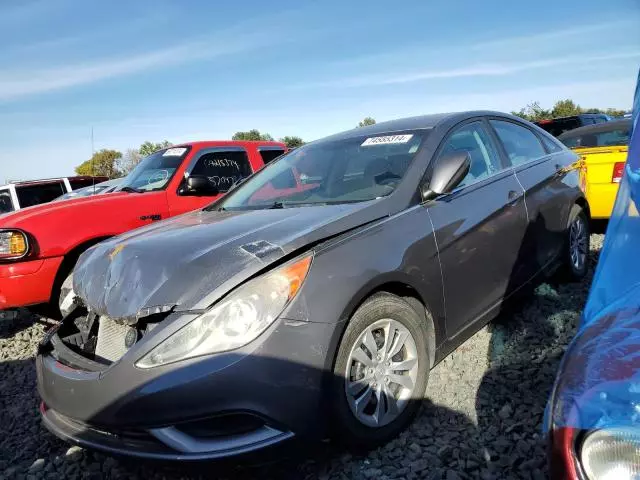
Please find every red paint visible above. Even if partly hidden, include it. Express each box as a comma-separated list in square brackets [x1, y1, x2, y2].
[612, 162, 626, 183]
[0, 141, 285, 309]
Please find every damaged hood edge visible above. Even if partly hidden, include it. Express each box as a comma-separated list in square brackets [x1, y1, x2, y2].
[73, 201, 388, 321]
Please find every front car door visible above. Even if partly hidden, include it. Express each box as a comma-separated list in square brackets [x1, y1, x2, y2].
[426, 119, 529, 338]
[169, 147, 254, 216]
[489, 119, 575, 278]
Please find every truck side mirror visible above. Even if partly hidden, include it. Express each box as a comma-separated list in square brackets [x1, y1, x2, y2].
[183, 175, 219, 196]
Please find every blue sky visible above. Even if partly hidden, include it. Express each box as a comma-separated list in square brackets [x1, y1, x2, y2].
[1, 0, 639, 182]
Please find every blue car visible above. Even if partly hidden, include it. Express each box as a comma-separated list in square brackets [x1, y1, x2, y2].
[545, 71, 640, 479]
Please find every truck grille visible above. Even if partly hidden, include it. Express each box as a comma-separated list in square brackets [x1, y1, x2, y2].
[95, 317, 131, 362]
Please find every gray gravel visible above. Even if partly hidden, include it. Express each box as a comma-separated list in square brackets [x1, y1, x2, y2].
[0, 234, 605, 480]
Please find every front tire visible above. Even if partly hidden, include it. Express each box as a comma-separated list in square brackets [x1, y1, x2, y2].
[331, 293, 430, 449]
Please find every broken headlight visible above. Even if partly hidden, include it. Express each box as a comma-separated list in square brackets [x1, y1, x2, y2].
[136, 254, 312, 368]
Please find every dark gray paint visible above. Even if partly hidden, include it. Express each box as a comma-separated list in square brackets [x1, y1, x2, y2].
[38, 111, 587, 459]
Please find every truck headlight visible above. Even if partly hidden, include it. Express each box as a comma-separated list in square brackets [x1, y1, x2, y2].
[136, 254, 312, 368]
[581, 428, 640, 480]
[0, 230, 29, 260]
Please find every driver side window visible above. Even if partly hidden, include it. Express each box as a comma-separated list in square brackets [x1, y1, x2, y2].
[437, 122, 502, 188]
[190, 150, 252, 193]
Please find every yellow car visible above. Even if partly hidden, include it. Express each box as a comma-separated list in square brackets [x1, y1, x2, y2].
[558, 119, 632, 219]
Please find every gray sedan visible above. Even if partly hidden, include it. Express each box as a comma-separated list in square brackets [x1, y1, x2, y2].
[37, 111, 590, 460]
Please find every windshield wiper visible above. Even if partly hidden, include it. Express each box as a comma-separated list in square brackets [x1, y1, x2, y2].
[268, 201, 285, 209]
[119, 186, 143, 193]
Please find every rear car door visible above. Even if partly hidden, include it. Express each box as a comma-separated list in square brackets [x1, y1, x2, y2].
[427, 120, 529, 338]
[489, 119, 574, 278]
[169, 147, 254, 216]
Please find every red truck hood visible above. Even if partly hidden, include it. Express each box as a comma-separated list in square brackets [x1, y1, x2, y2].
[0, 192, 131, 227]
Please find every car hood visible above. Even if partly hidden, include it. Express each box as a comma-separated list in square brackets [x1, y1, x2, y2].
[73, 201, 387, 320]
[0, 192, 131, 227]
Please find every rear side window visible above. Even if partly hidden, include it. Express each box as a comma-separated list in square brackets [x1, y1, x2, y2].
[190, 150, 252, 192]
[540, 135, 564, 153]
[258, 148, 285, 165]
[0, 190, 14, 213]
[490, 120, 546, 166]
[16, 181, 66, 208]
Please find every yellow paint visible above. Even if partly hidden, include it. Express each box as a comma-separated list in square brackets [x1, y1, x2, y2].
[109, 243, 126, 260]
[573, 145, 629, 219]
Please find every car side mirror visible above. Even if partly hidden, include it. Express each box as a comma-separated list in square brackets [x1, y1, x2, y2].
[183, 175, 219, 196]
[421, 152, 471, 201]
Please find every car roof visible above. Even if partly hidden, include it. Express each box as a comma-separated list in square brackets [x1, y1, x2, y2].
[316, 111, 518, 143]
[558, 118, 632, 139]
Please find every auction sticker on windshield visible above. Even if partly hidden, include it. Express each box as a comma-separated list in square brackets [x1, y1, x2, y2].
[361, 135, 413, 146]
[163, 147, 187, 156]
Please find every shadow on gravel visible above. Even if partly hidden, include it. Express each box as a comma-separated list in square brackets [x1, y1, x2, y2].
[473, 243, 601, 479]
[0, 309, 49, 340]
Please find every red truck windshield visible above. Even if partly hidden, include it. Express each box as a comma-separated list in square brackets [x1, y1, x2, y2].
[117, 147, 191, 192]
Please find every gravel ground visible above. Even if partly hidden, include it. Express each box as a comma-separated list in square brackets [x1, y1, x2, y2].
[0, 234, 604, 480]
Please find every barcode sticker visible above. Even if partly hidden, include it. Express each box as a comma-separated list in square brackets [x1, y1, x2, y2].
[361, 135, 413, 146]
[163, 147, 187, 156]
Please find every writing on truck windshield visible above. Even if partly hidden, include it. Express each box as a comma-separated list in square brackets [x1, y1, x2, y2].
[216, 131, 426, 210]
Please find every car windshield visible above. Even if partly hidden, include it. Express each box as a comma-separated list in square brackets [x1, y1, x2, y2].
[116, 147, 190, 192]
[559, 125, 631, 148]
[215, 131, 426, 210]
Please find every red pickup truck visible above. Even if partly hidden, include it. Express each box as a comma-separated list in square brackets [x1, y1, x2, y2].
[0, 140, 286, 317]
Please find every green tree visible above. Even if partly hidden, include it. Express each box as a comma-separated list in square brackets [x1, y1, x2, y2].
[232, 129, 274, 141]
[358, 117, 376, 127]
[280, 136, 305, 149]
[117, 148, 143, 174]
[511, 101, 550, 122]
[75, 149, 122, 178]
[551, 99, 581, 118]
[139, 140, 173, 157]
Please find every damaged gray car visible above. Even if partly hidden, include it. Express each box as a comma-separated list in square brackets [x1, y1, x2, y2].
[37, 111, 590, 460]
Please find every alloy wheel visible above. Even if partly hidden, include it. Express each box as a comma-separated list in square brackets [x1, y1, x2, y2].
[344, 318, 419, 428]
[569, 216, 588, 271]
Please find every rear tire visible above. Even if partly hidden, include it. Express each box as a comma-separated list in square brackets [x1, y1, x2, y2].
[331, 293, 430, 449]
[560, 204, 590, 281]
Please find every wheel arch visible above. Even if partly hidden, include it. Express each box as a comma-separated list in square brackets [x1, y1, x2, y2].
[332, 275, 442, 370]
[574, 195, 591, 221]
[49, 236, 113, 304]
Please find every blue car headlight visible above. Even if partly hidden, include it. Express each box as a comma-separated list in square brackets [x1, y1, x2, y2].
[581, 427, 640, 480]
[136, 254, 312, 368]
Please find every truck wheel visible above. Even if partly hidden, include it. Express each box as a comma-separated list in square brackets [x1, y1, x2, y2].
[58, 272, 76, 318]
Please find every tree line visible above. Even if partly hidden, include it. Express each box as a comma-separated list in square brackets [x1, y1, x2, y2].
[511, 99, 628, 123]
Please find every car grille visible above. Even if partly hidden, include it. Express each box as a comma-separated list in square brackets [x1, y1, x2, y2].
[95, 316, 131, 362]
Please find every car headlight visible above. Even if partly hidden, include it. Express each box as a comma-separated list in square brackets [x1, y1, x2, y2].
[0, 230, 29, 260]
[581, 428, 640, 479]
[136, 254, 313, 368]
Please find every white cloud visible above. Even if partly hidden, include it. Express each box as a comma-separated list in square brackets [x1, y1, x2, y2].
[291, 51, 640, 89]
[471, 19, 638, 50]
[0, 34, 271, 101]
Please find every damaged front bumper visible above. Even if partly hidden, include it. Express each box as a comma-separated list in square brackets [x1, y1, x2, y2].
[36, 310, 340, 460]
